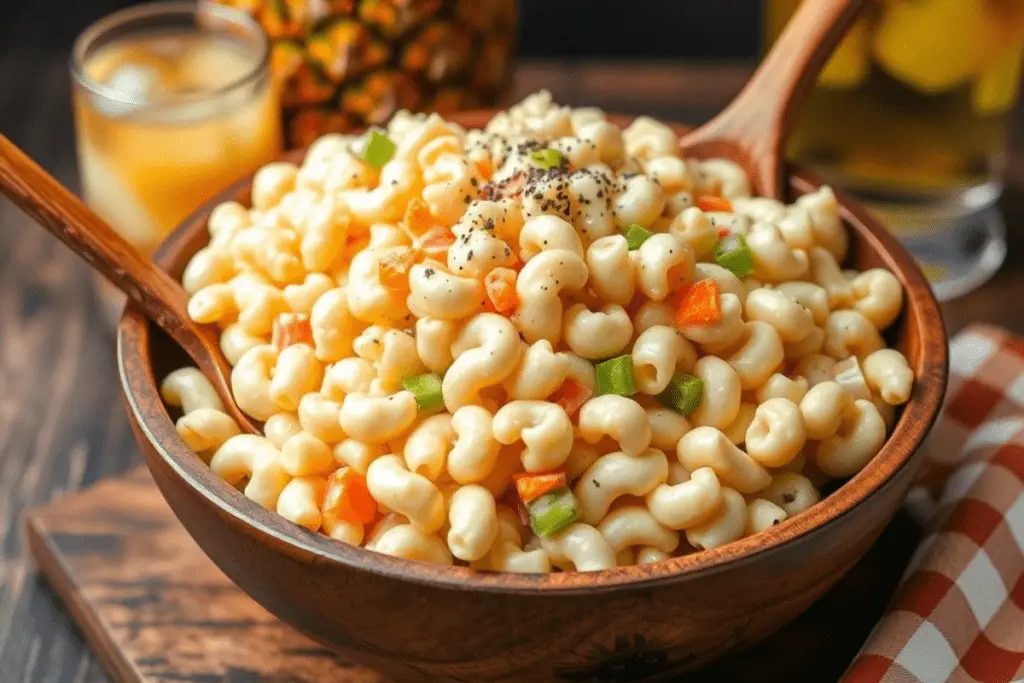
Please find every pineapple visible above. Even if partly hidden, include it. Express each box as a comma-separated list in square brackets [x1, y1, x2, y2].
[214, 0, 517, 147]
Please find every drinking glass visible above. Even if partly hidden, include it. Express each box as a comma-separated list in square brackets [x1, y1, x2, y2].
[765, 0, 1024, 300]
[71, 1, 284, 324]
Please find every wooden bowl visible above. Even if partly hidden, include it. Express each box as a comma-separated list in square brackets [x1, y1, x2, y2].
[116, 112, 948, 683]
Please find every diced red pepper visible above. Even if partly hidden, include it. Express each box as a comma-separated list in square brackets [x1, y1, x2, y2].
[514, 471, 568, 504]
[675, 278, 722, 327]
[696, 195, 733, 213]
[549, 378, 592, 419]
[717, 226, 731, 239]
[272, 313, 313, 349]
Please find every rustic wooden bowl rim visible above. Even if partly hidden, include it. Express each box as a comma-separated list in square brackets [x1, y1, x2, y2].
[116, 110, 948, 594]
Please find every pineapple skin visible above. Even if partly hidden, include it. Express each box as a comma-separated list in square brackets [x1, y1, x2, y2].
[216, 0, 517, 146]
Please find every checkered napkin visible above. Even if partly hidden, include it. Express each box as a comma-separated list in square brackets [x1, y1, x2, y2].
[843, 325, 1024, 683]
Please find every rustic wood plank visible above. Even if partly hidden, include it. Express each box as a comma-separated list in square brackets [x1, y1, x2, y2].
[25, 468, 387, 683]
[0, 49, 138, 683]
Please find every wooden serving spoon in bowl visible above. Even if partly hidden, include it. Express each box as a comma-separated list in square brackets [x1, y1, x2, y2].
[0, 135, 259, 435]
[679, 0, 866, 199]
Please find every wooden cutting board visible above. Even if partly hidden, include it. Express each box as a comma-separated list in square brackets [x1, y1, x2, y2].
[25, 467, 921, 683]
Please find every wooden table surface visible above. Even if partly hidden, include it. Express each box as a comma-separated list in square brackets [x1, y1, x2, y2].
[0, 54, 1022, 682]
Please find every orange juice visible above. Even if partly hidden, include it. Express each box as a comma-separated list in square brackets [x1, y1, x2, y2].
[71, 3, 282, 322]
[74, 32, 281, 254]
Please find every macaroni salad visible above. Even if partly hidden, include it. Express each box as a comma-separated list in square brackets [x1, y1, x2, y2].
[164, 91, 914, 573]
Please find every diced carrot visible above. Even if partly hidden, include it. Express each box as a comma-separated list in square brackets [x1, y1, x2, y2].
[696, 195, 733, 213]
[549, 378, 592, 419]
[668, 281, 692, 315]
[403, 198, 438, 236]
[675, 278, 722, 327]
[473, 157, 493, 181]
[418, 226, 456, 259]
[717, 226, 731, 239]
[513, 471, 568, 504]
[378, 247, 416, 290]
[323, 468, 377, 525]
[484, 267, 519, 315]
[272, 313, 313, 349]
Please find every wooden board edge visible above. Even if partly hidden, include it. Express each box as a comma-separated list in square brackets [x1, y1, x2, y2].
[24, 509, 146, 683]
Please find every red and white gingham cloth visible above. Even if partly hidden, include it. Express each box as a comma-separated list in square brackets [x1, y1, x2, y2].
[843, 325, 1024, 683]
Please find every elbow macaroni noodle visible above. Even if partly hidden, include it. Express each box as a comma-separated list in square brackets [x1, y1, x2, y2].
[164, 93, 916, 572]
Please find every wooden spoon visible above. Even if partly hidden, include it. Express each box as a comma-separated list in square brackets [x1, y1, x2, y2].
[0, 134, 259, 435]
[679, 0, 867, 199]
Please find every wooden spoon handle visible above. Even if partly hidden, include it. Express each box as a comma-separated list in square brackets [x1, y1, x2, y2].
[0, 135, 234, 394]
[0, 134, 195, 330]
[679, 0, 867, 198]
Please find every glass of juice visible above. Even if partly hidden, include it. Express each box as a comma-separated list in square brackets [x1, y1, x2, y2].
[71, 1, 283, 324]
[764, 0, 1024, 300]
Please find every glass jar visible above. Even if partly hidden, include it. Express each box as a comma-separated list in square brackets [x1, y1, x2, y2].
[71, 1, 283, 325]
[764, 0, 1024, 299]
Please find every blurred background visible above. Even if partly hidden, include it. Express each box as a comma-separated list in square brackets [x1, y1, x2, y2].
[2, 1, 763, 59]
